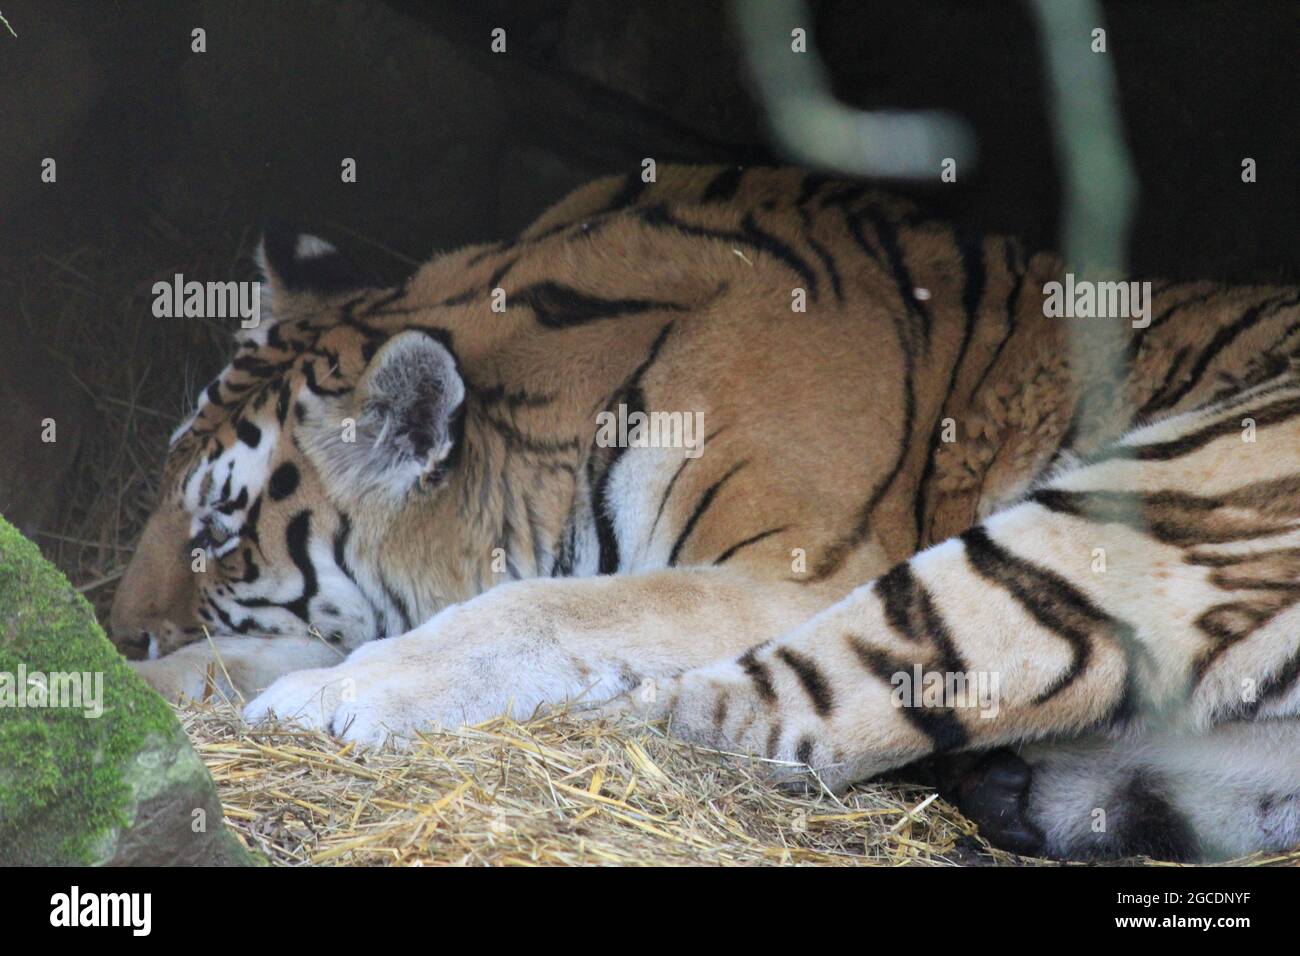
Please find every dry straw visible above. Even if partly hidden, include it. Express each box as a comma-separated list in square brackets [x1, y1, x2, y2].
[178, 699, 1299, 868]
[181, 699, 986, 867]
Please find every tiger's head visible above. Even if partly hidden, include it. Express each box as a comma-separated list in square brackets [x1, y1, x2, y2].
[109, 231, 470, 660]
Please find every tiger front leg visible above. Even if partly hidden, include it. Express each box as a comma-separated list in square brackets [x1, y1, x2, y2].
[622, 524, 1145, 788]
[243, 568, 825, 745]
[130, 634, 348, 703]
[627, 379, 1300, 787]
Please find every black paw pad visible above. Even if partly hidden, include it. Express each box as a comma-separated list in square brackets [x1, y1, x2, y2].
[946, 750, 1045, 857]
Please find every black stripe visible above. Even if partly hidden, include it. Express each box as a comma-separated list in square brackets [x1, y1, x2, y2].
[480, 412, 582, 457]
[589, 324, 677, 574]
[302, 361, 351, 397]
[649, 455, 694, 544]
[515, 281, 687, 329]
[739, 647, 777, 704]
[209, 601, 255, 635]
[215, 486, 248, 515]
[465, 240, 509, 267]
[430, 286, 480, 309]
[331, 511, 389, 639]
[1091, 393, 1300, 465]
[1032, 478, 1300, 548]
[1126, 286, 1217, 369]
[862, 207, 931, 347]
[874, 563, 968, 675]
[522, 489, 548, 576]
[796, 172, 833, 208]
[1142, 290, 1300, 414]
[238, 547, 259, 584]
[961, 526, 1127, 705]
[473, 382, 555, 409]
[235, 510, 318, 623]
[231, 355, 291, 378]
[1042, 408, 1082, 474]
[712, 690, 729, 729]
[1250, 647, 1300, 716]
[819, 184, 868, 209]
[968, 238, 1025, 398]
[1112, 771, 1200, 863]
[740, 212, 819, 300]
[1029, 487, 1201, 544]
[519, 222, 569, 245]
[844, 208, 882, 264]
[240, 495, 262, 546]
[639, 204, 818, 300]
[487, 256, 521, 290]
[846, 635, 969, 751]
[810, 312, 916, 582]
[957, 227, 988, 329]
[702, 166, 745, 202]
[275, 382, 291, 424]
[667, 460, 747, 566]
[332, 513, 354, 579]
[775, 647, 834, 716]
[591, 450, 623, 576]
[356, 283, 411, 319]
[650, 426, 727, 545]
[1212, 373, 1300, 415]
[1191, 602, 1282, 681]
[1134, 345, 1192, 421]
[550, 502, 578, 578]
[805, 234, 843, 302]
[712, 526, 787, 565]
[913, 227, 985, 545]
[875, 564, 926, 642]
[379, 573, 414, 632]
[607, 172, 649, 211]
[281, 509, 317, 622]
[794, 176, 842, 300]
[765, 721, 784, 758]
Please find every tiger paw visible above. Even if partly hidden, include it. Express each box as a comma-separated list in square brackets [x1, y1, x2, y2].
[242, 661, 438, 746]
[944, 749, 1045, 857]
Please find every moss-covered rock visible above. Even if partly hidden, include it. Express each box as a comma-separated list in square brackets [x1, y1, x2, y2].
[0, 516, 250, 865]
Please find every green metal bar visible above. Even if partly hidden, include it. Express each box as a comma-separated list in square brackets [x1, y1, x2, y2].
[733, 0, 976, 178]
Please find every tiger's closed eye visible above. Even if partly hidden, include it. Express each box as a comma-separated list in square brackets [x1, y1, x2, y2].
[193, 519, 235, 553]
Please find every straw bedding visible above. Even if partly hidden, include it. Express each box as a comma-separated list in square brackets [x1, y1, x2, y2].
[181, 697, 994, 867]
[173, 697, 1296, 867]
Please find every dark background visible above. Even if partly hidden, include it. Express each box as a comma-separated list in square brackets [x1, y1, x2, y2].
[0, 0, 1297, 610]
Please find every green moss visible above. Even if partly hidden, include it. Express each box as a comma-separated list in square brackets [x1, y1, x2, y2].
[0, 721, 59, 817]
[0, 515, 201, 864]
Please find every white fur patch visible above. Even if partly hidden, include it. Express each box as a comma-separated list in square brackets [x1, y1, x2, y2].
[295, 234, 337, 260]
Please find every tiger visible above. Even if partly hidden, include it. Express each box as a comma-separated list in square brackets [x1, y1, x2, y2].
[112, 164, 1300, 862]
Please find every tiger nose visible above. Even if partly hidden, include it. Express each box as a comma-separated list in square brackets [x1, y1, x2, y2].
[110, 628, 152, 661]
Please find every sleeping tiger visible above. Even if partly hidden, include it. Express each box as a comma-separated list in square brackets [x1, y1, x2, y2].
[113, 165, 1300, 862]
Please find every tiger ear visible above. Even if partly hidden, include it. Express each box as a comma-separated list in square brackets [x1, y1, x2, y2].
[356, 331, 465, 493]
[254, 223, 367, 319]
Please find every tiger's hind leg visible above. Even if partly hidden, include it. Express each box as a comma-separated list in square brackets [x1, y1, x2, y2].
[946, 722, 1300, 861]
